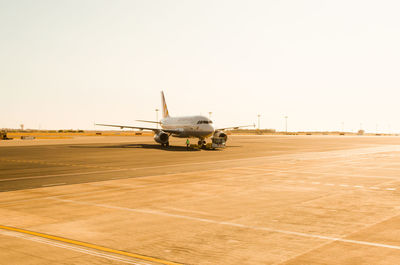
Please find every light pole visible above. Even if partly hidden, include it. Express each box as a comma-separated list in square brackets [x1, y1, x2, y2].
[284, 116, 288, 133]
[257, 114, 261, 130]
[155, 109, 159, 129]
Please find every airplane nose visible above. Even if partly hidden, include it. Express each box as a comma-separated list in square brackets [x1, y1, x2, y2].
[208, 124, 215, 133]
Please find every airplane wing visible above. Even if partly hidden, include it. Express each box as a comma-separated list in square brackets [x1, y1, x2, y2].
[95, 123, 181, 134]
[135, 120, 161, 124]
[217, 124, 256, 131]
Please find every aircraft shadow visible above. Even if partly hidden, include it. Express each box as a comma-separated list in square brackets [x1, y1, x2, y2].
[116, 143, 205, 151]
[71, 143, 211, 151]
[70, 144, 242, 151]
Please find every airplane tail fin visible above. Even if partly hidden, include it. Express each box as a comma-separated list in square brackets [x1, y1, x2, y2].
[161, 91, 170, 118]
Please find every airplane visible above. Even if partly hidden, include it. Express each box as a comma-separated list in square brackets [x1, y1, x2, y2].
[96, 91, 253, 148]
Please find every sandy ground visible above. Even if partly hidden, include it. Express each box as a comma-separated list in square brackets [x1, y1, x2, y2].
[0, 135, 400, 264]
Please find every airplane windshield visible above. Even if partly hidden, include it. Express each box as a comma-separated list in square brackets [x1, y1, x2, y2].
[197, 120, 213, 124]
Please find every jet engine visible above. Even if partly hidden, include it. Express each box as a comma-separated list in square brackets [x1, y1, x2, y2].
[154, 131, 169, 144]
[211, 130, 228, 148]
[213, 130, 228, 141]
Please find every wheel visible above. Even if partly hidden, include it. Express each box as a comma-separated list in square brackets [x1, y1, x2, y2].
[198, 140, 202, 146]
[161, 143, 165, 147]
[166, 142, 169, 147]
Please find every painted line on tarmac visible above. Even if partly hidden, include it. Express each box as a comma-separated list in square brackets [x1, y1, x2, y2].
[245, 166, 399, 180]
[6, 144, 384, 177]
[1, 169, 396, 206]
[286, 180, 396, 192]
[127, 145, 400, 171]
[2, 145, 398, 183]
[0, 168, 129, 182]
[42, 183, 66, 187]
[0, 225, 182, 265]
[54, 198, 400, 251]
[0, 158, 118, 170]
[0, 230, 150, 265]
[0, 186, 134, 206]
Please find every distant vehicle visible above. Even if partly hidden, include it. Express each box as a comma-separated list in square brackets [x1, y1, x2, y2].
[0, 131, 12, 140]
[97, 91, 253, 148]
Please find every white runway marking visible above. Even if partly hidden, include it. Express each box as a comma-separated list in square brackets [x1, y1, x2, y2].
[52, 198, 400, 251]
[0, 169, 128, 182]
[0, 186, 133, 206]
[42, 183, 66, 187]
[273, 212, 400, 265]
[270, 179, 397, 192]
[245, 166, 399, 180]
[3, 145, 399, 187]
[11, 144, 397, 178]
[1, 165, 397, 207]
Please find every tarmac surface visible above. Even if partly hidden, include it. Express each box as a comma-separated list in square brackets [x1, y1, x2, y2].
[1, 135, 400, 264]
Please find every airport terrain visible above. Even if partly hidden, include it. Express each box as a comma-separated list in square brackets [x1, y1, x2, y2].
[1, 135, 400, 264]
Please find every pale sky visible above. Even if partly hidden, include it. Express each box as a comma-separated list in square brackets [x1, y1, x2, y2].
[1, 0, 399, 133]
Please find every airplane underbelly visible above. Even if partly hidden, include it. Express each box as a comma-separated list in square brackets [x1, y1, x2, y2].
[162, 124, 212, 138]
[172, 130, 212, 138]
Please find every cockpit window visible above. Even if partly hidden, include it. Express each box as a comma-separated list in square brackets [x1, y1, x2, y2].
[197, 120, 213, 124]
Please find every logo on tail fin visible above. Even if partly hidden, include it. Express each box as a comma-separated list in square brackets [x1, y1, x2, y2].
[161, 91, 170, 118]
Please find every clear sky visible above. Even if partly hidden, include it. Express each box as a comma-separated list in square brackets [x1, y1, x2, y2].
[1, 0, 399, 133]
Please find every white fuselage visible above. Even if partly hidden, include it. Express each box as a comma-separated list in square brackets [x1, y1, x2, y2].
[161, 115, 215, 139]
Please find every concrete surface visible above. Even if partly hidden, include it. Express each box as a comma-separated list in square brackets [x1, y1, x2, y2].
[1, 135, 400, 264]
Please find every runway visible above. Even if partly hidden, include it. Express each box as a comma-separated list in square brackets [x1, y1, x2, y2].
[1, 135, 400, 264]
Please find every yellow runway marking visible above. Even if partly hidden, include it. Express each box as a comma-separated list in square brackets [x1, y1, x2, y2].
[0, 225, 182, 265]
